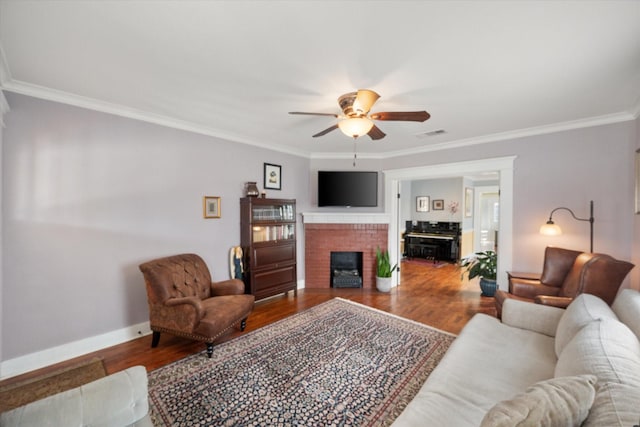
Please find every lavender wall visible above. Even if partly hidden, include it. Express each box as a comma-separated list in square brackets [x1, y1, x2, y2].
[380, 122, 637, 273]
[2, 93, 311, 361]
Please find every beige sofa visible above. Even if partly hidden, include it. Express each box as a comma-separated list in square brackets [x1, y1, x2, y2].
[0, 366, 151, 426]
[392, 289, 640, 426]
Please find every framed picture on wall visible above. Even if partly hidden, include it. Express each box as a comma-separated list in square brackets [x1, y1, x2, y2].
[203, 196, 221, 218]
[264, 163, 282, 190]
[433, 199, 444, 210]
[465, 188, 473, 217]
[416, 196, 430, 212]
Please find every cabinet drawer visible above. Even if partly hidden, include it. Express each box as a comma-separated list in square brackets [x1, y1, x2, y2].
[253, 244, 295, 268]
[253, 265, 296, 290]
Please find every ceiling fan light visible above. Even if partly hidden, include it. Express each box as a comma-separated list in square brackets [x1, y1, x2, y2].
[353, 89, 380, 114]
[338, 117, 374, 138]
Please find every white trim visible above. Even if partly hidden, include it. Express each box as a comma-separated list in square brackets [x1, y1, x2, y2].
[1, 78, 636, 160]
[0, 321, 152, 380]
[384, 156, 515, 290]
[301, 212, 391, 224]
[1, 80, 310, 159]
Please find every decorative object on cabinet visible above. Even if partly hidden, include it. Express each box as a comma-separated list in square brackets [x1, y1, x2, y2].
[240, 197, 296, 300]
[245, 182, 260, 197]
[433, 199, 444, 210]
[539, 200, 594, 253]
[264, 163, 282, 190]
[464, 187, 473, 217]
[416, 196, 430, 212]
[203, 196, 221, 218]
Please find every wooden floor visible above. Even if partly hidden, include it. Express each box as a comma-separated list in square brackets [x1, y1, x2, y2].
[0, 259, 497, 387]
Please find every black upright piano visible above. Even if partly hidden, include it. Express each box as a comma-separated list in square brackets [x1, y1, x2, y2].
[403, 221, 461, 262]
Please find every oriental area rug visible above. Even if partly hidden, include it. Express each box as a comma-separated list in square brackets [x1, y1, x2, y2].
[148, 298, 456, 426]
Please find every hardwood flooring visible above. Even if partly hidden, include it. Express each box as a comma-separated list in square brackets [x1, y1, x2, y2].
[0, 259, 497, 387]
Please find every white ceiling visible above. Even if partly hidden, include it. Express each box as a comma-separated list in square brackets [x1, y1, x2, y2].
[1, 1, 639, 159]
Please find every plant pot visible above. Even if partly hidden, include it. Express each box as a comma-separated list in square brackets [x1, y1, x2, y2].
[376, 276, 392, 293]
[479, 278, 498, 297]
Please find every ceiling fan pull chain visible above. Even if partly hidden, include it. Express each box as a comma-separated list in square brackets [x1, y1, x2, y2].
[353, 139, 357, 167]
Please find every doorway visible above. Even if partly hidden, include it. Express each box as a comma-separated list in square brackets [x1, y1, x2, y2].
[384, 156, 515, 290]
[474, 186, 500, 254]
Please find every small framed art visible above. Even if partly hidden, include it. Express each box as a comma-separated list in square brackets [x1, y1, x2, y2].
[264, 163, 282, 190]
[416, 196, 430, 212]
[465, 188, 474, 217]
[203, 196, 221, 218]
[433, 199, 444, 210]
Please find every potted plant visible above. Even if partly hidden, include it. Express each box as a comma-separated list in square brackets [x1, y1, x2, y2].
[376, 247, 398, 292]
[459, 250, 498, 296]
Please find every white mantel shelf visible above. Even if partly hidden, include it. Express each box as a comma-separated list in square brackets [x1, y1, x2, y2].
[301, 212, 391, 224]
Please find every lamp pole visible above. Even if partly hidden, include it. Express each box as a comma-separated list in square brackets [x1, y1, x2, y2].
[546, 200, 594, 252]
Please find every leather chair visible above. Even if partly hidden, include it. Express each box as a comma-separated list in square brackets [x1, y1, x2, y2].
[139, 253, 255, 357]
[495, 248, 633, 317]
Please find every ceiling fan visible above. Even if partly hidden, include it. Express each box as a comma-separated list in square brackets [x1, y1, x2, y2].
[289, 89, 430, 140]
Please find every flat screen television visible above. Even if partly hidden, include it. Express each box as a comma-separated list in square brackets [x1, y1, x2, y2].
[318, 171, 378, 207]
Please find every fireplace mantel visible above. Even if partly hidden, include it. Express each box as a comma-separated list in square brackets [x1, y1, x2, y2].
[301, 212, 391, 224]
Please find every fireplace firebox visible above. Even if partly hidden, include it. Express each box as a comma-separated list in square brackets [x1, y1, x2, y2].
[330, 251, 363, 288]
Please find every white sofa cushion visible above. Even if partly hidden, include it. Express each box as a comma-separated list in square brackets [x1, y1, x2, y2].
[554, 293, 618, 357]
[480, 375, 597, 427]
[583, 381, 640, 427]
[555, 318, 640, 385]
[391, 314, 556, 427]
[612, 288, 640, 341]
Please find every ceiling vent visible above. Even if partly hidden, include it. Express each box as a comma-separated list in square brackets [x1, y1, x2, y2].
[416, 129, 446, 138]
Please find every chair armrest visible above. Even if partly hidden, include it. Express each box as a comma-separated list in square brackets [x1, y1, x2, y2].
[501, 298, 565, 337]
[165, 296, 205, 320]
[534, 295, 573, 309]
[510, 280, 560, 298]
[211, 279, 245, 296]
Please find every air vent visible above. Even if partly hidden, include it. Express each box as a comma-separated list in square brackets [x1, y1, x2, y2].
[416, 129, 446, 138]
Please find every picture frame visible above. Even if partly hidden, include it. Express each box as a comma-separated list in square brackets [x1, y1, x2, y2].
[433, 199, 444, 210]
[203, 196, 221, 218]
[416, 196, 430, 212]
[264, 163, 282, 190]
[465, 188, 474, 217]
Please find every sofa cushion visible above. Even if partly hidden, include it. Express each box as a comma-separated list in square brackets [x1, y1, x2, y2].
[391, 314, 556, 427]
[554, 293, 618, 357]
[555, 318, 640, 386]
[612, 288, 640, 341]
[480, 375, 597, 427]
[583, 381, 640, 427]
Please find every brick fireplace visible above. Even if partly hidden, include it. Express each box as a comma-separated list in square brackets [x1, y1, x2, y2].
[302, 213, 390, 289]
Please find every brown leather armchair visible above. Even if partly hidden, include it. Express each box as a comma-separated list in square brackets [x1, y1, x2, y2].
[139, 253, 255, 357]
[495, 247, 633, 317]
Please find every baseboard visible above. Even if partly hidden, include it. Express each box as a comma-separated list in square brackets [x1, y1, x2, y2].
[0, 321, 152, 380]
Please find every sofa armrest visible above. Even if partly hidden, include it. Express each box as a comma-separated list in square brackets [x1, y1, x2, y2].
[534, 295, 573, 309]
[0, 366, 150, 427]
[501, 298, 565, 337]
[212, 278, 245, 296]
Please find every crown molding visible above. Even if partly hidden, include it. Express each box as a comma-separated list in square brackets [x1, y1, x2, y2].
[1, 79, 311, 159]
[380, 111, 637, 160]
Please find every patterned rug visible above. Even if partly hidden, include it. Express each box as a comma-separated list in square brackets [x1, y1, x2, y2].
[148, 298, 456, 426]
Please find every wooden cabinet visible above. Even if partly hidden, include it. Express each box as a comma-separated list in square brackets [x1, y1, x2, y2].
[240, 197, 297, 300]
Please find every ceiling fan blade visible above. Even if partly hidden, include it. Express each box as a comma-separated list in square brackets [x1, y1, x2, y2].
[354, 89, 380, 114]
[289, 112, 339, 117]
[367, 125, 386, 140]
[370, 111, 430, 122]
[312, 124, 339, 138]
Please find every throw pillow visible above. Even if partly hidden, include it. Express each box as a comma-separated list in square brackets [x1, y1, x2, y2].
[612, 288, 640, 342]
[480, 375, 597, 427]
[554, 294, 617, 357]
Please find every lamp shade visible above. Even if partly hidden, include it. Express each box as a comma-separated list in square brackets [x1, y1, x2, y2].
[338, 117, 374, 138]
[540, 222, 562, 236]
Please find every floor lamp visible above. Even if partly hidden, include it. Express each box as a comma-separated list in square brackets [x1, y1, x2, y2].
[539, 200, 594, 253]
